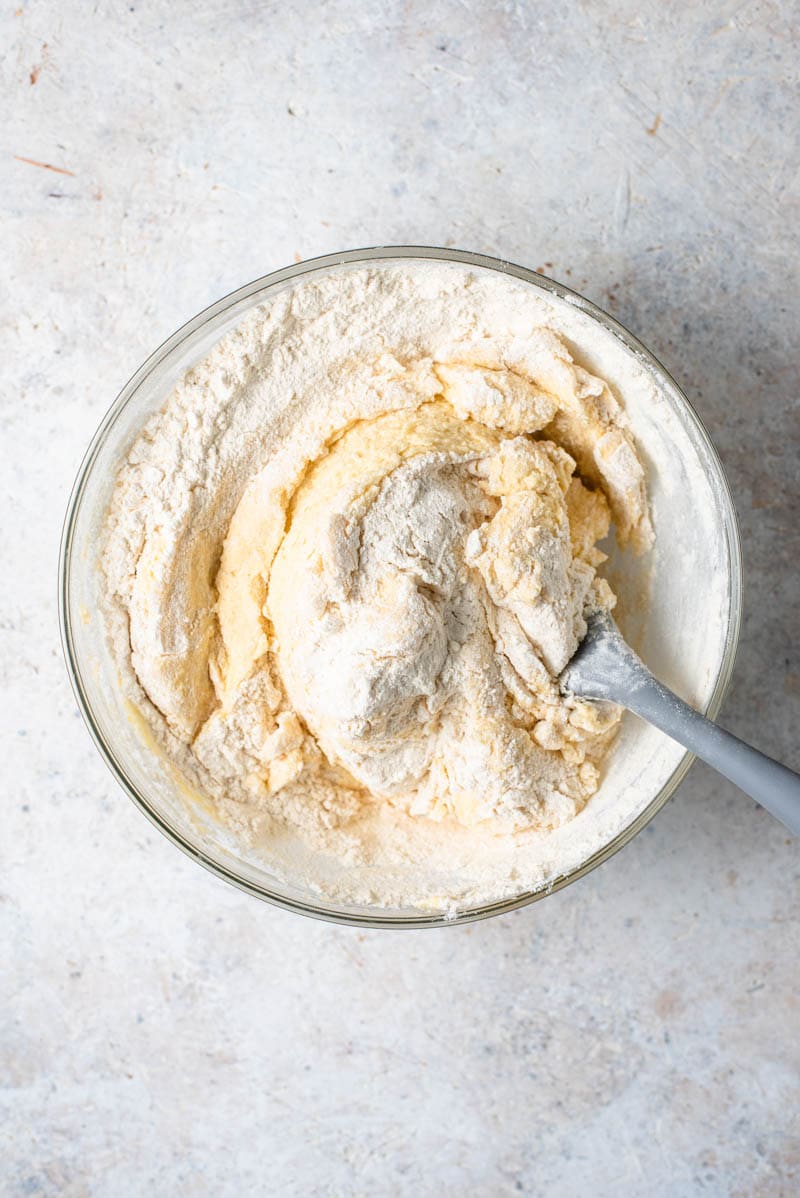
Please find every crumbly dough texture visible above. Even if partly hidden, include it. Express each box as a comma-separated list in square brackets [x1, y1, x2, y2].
[102, 262, 651, 908]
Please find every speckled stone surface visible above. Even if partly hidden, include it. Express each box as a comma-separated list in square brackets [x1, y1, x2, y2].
[2, 2, 799, 1194]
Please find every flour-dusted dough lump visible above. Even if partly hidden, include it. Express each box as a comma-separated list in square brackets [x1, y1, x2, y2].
[102, 261, 652, 908]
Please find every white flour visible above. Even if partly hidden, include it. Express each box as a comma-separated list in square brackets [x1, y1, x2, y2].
[102, 261, 660, 911]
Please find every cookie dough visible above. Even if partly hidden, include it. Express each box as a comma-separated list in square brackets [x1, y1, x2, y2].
[102, 261, 651, 906]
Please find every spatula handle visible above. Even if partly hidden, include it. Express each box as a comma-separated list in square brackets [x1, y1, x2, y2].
[621, 668, 800, 836]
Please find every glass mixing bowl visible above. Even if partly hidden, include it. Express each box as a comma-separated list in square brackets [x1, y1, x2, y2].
[59, 247, 742, 928]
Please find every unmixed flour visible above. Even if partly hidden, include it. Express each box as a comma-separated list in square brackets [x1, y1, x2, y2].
[101, 261, 653, 910]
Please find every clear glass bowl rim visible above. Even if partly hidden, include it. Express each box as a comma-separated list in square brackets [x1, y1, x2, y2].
[59, 245, 743, 929]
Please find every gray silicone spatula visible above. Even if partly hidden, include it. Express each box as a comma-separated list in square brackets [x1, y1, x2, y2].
[561, 611, 800, 835]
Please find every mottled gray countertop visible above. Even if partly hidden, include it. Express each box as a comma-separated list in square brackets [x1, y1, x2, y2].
[2, 2, 799, 1194]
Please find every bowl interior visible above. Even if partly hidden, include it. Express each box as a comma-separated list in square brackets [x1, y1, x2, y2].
[60, 248, 740, 927]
